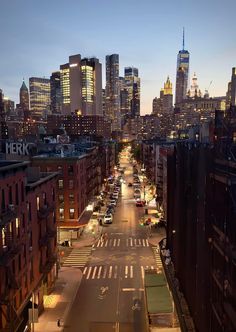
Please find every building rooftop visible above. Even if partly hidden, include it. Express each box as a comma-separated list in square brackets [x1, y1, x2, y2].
[0, 160, 29, 172]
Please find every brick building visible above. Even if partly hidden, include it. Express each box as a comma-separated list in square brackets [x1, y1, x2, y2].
[0, 161, 58, 332]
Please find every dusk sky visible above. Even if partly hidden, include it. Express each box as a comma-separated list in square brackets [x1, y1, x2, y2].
[1, 0, 236, 114]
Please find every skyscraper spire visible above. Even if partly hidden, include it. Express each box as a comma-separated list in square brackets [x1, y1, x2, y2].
[182, 27, 185, 50]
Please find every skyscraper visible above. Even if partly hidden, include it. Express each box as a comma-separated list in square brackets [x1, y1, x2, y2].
[60, 54, 102, 116]
[60, 54, 82, 115]
[175, 29, 190, 105]
[119, 77, 129, 125]
[50, 71, 61, 114]
[175, 66, 186, 105]
[105, 54, 121, 131]
[81, 57, 102, 116]
[29, 77, 50, 119]
[0, 89, 8, 138]
[20, 80, 29, 113]
[124, 67, 140, 117]
[226, 67, 236, 107]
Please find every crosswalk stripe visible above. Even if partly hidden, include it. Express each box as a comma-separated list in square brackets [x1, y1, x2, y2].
[130, 239, 133, 247]
[125, 265, 128, 278]
[83, 267, 87, 275]
[142, 239, 146, 247]
[134, 239, 137, 246]
[92, 266, 97, 279]
[146, 239, 149, 247]
[108, 266, 112, 278]
[86, 267, 92, 279]
[114, 239, 117, 247]
[114, 265, 118, 279]
[97, 266, 102, 279]
[103, 266, 107, 278]
[130, 266, 133, 278]
[104, 240, 108, 247]
[117, 239, 120, 246]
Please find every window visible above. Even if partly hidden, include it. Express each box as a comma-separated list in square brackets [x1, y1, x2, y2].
[69, 193, 74, 204]
[36, 196, 40, 211]
[42, 192, 46, 206]
[59, 208, 64, 220]
[69, 208, 75, 219]
[16, 218, 20, 237]
[68, 165, 74, 175]
[2, 228, 6, 247]
[69, 180, 74, 189]
[27, 202, 32, 221]
[57, 165, 62, 174]
[58, 194, 64, 205]
[58, 179, 64, 189]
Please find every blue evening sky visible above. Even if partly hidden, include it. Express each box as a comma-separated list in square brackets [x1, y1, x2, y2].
[0, 0, 236, 114]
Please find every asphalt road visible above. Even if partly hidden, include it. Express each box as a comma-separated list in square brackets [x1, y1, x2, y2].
[64, 149, 156, 332]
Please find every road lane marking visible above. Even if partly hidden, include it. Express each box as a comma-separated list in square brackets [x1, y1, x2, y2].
[114, 239, 117, 247]
[138, 239, 141, 245]
[83, 267, 87, 275]
[86, 266, 92, 279]
[114, 265, 118, 279]
[97, 266, 102, 279]
[117, 239, 120, 246]
[108, 266, 113, 278]
[122, 288, 144, 292]
[125, 265, 128, 278]
[142, 239, 146, 246]
[104, 240, 108, 247]
[130, 239, 133, 247]
[146, 239, 149, 247]
[134, 239, 137, 246]
[130, 265, 133, 278]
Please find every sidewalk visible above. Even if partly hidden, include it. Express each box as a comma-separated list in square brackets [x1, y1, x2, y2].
[35, 230, 96, 332]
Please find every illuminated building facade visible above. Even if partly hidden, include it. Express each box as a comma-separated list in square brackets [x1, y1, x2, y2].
[105, 54, 121, 131]
[119, 77, 129, 125]
[124, 67, 140, 117]
[60, 54, 82, 115]
[50, 71, 61, 114]
[60, 63, 70, 114]
[81, 57, 102, 116]
[29, 77, 50, 119]
[175, 29, 190, 104]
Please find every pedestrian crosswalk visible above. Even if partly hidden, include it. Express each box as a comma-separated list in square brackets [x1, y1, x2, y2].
[153, 247, 163, 271]
[82, 265, 156, 280]
[95, 238, 149, 248]
[63, 247, 92, 268]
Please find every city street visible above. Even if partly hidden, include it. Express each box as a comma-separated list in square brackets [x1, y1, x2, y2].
[63, 149, 159, 332]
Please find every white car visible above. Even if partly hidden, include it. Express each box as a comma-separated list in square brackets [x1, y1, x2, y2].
[104, 214, 113, 224]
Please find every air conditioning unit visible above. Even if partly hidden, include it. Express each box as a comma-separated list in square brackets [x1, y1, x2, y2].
[8, 204, 15, 211]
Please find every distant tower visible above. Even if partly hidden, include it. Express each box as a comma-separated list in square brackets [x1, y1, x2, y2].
[188, 72, 201, 98]
[124, 67, 140, 117]
[152, 97, 159, 115]
[163, 76, 173, 112]
[20, 79, 30, 118]
[105, 54, 121, 131]
[50, 71, 61, 114]
[230, 67, 236, 106]
[175, 28, 190, 104]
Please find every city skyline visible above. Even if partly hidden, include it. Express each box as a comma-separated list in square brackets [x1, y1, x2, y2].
[1, 0, 236, 114]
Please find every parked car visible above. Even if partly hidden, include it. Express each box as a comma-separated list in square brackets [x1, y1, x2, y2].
[109, 199, 117, 206]
[104, 214, 113, 224]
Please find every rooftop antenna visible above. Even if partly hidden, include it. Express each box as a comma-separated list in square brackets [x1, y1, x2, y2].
[182, 27, 185, 50]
